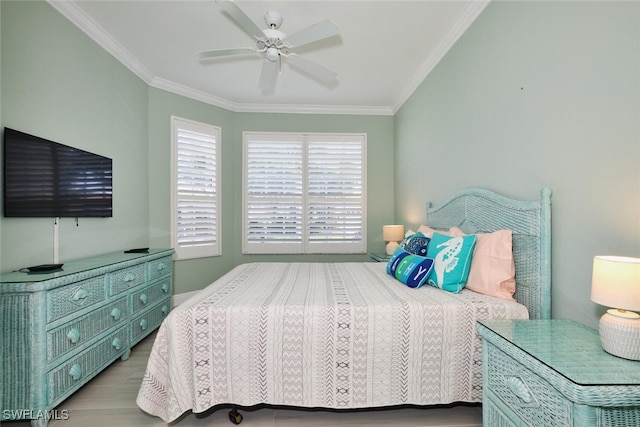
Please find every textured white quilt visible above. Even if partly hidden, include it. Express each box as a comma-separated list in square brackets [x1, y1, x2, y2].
[136, 262, 528, 422]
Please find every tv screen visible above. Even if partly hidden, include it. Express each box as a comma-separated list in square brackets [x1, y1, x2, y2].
[3, 127, 113, 218]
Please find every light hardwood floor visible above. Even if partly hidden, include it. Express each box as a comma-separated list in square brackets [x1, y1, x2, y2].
[4, 332, 482, 427]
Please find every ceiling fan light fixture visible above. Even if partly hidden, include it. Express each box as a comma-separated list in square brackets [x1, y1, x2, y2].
[201, 1, 340, 90]
[266, 47, 279, 62]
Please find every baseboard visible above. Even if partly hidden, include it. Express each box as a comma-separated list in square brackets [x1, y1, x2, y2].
[172, 290, 201, 307]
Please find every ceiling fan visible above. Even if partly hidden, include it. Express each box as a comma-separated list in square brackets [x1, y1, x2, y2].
[198, 0, 340, 93]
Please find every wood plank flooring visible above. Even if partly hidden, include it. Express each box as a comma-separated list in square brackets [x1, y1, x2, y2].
[4, 332, 482, 427]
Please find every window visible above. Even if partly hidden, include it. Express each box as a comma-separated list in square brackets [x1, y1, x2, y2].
[171, 117, 220, 260]
[243, 132, 366, 254]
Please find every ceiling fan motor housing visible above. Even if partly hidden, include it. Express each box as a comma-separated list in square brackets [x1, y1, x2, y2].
[264, 11, 283, 29]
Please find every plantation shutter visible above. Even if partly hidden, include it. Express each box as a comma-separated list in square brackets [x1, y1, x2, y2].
[307, 135, 365, 253]
[243, 132, 366, 254]
[171, 117, 220, 260]
[243, 134, 304, 254]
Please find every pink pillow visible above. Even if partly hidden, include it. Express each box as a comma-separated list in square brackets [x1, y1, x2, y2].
[418, 225, 516, 301]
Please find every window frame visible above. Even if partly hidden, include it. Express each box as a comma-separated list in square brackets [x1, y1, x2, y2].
[170, 116, 221, 260]
[242, 131, 367, 255]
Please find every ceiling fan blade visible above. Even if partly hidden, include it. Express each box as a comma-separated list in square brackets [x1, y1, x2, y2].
[216, 0, 264, 40]
[286, 19, 340, 48]
[259, 59, 279, 92]
[287, 54, 337, 84]
[197, 47, 258, 59]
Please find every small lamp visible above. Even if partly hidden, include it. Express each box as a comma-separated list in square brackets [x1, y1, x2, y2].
[591, 255, 640, 360]
[383, 225, 404, 256]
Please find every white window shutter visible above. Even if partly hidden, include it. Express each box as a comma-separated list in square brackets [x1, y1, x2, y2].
[307, 135, 365, 253]
[243, 135, 304, 254]
[171, 117, 221, 260]
[243, 132, 366, 255]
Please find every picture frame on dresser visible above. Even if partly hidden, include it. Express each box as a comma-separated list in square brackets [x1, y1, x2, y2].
[0, 249, 174, 427]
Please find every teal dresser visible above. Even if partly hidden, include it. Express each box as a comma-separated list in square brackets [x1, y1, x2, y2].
[477, 319, 640, 426]
[0, 249, 174, 426]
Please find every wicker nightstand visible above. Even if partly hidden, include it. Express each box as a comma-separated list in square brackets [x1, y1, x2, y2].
[477, 319, 640, 426]
[369, 252, 391, 262]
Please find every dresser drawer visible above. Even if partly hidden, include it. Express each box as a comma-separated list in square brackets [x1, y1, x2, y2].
[47, 276, 107, 323]
[47, 296, 128, 363]
[485, 342, 572, 426]
[131, 278, 171, 312]
[47, 326, 128, 405]
[130, 299, 171, 344]
[148, 256, 172, 282]
[110, 264, 146, 295]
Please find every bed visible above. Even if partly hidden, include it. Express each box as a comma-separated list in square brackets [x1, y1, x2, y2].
[137, 187, 552, 424]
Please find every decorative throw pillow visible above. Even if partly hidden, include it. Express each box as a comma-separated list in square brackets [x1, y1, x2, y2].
[425, 232, 477, 293]
[386, 248, 434, 288]
[452, 229, 516, 301]
[402, 231, 430, 256]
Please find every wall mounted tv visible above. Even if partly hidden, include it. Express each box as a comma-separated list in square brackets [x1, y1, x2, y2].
[3, 127, 112, 218]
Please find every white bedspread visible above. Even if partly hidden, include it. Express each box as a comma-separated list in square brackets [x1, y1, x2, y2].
[137, 262, 528, 422]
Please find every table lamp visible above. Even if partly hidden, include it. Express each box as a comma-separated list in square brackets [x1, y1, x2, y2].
[591, 255, 640, 360]
[383, 225, 404, 256]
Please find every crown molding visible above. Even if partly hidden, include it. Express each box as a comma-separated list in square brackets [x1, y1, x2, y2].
[232, 102, 393, 116]
[150, 77, 394, 115]
[150, 77, 239, 112]
[390, 0, 490, 114]
[47, 0, 155, 85]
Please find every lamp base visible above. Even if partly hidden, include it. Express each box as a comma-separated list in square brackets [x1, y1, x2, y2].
[385, 241, 399, 256]
[599, 309, 640, 361]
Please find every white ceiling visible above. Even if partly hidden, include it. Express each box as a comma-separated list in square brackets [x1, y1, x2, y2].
[49, 0, 489, 115]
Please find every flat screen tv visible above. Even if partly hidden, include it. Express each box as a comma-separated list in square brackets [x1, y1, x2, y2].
[3, 127, 112, 218]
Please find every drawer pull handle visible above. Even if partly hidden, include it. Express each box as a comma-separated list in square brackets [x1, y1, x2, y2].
[139, 293, 148, 304]
[124, 272, 136, 283]
[112, 337, 122, 350]
[140, 319, 148, 330]
[157, 262, 167, 272]
[111, 308, 122, 320]
[69, 364, 82, 381]
[161, 283, 169, 293]
[67, 328, 81, 344]
[72, 288, 89, 301]
[162, 305, 169, 315]
[507, 376, 534, 404]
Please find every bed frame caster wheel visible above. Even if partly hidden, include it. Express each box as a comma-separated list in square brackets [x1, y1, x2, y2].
[228, 408, 243, 425]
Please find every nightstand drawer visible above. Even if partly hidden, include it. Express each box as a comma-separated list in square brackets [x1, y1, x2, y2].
[47, 326, 128, 405]
[111, 264, 146, 295]
[485, 342, 572, 426]
[47, 296, 128, 363]
[131, 278, 171, 311]
[47, 276, 107, 322]
[148, 256, 172, 281]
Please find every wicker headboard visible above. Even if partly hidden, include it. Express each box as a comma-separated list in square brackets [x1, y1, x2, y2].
[425, 187, 552, 319]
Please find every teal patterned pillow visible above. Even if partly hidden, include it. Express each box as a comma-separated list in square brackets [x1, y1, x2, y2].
[402, 231, 430, 256]
[425, 232, 477, 293]
[386, 248, 434, 288]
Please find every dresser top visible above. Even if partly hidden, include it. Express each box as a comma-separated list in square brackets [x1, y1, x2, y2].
[478, 319, 640, 386]
[0, 249, 173, 287]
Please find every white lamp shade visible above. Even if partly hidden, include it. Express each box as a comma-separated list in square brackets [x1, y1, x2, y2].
[591, 256, 640, 311]
[383, 225, 404, 242]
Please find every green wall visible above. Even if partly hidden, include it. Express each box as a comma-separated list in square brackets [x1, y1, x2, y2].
[395, 1, 640, 328]
[1, 1, 150, 269]
[0, 1, 395, 294]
